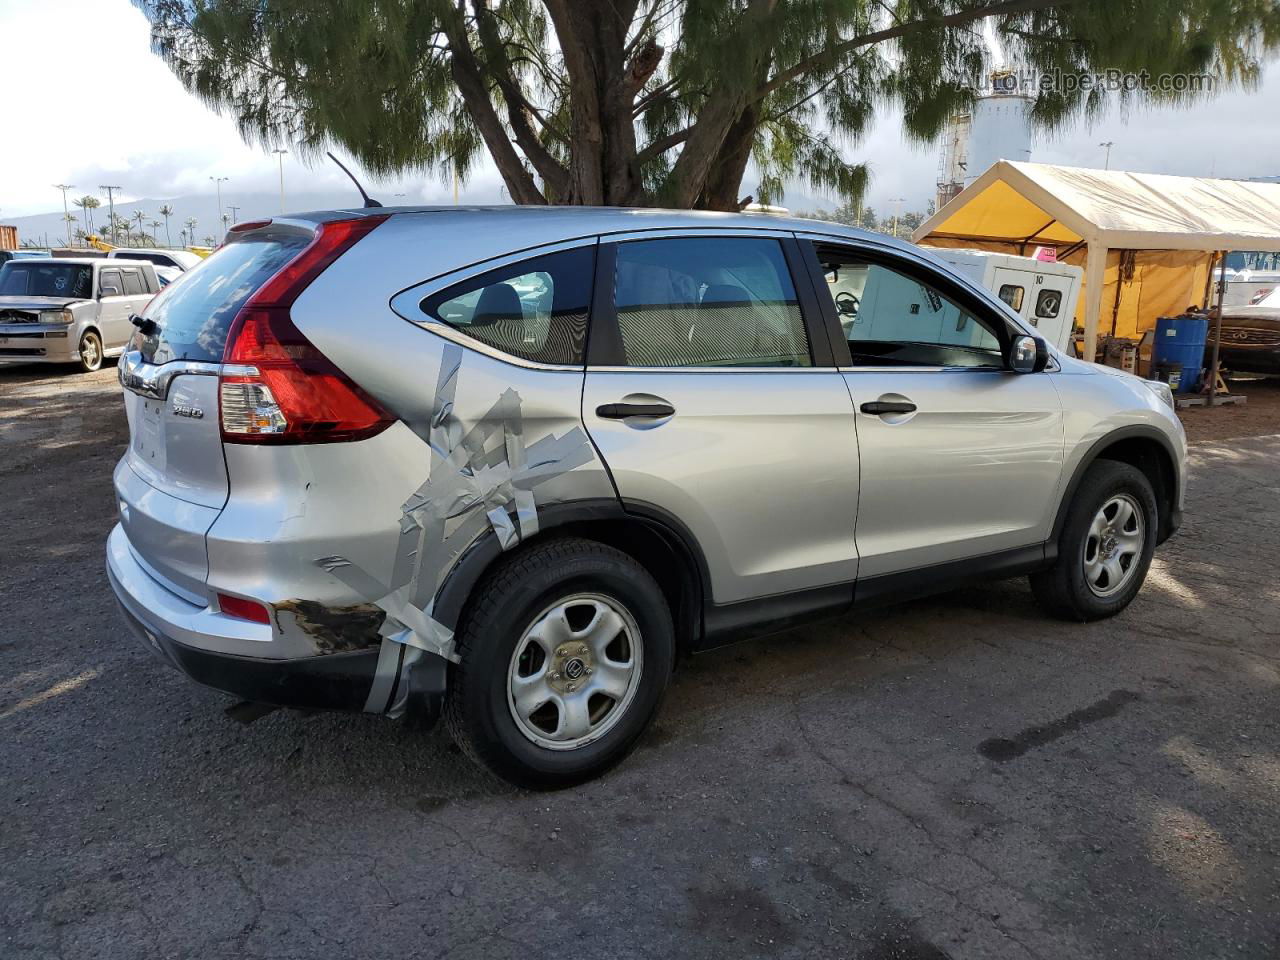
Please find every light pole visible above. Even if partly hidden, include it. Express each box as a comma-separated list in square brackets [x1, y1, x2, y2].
[99, 185, 122, 244]
[228, 204, 241, 227]
[1099, 141, 1115, 170]
[888, 197, 906, 239]
[53, 184, 75, 245]
[273, 149, 287, 213]
[209, 176, 229, 234]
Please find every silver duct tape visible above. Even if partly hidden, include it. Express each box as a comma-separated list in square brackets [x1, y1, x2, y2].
[315, 343, 594, 714]
[363, 631, 404, 713]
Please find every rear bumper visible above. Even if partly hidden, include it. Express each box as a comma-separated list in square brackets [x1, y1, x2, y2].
[113, 594, 382, 710]
[105, 522, 448, 716]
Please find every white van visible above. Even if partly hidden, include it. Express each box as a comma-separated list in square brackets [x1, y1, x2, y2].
[107, 248, 204, 272]
[925, 249, 1083, 351]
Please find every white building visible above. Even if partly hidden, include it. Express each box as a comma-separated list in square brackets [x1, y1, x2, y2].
[937, 72, 1034, 209]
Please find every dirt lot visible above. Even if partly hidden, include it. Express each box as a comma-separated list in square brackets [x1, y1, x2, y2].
[1177, 375, 1280, 444]
[2, 362, 1278, 960]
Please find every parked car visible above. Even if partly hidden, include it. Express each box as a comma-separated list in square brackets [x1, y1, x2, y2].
[105, 208, 1186, 788]
[0, 257, 159, 371]
[1208, 287, 1280, 375]
[0, 249, 53, 266]
[107, 247, 204, 272]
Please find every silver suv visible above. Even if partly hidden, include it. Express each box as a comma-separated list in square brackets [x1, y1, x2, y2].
[0, 257, 160, 371]
[105, 208, 1186, 788]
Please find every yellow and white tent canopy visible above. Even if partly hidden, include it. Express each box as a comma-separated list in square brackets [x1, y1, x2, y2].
[913, 161, 1280, 358]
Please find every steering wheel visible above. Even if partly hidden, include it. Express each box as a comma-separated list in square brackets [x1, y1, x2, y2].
[834, 291, 860, 318]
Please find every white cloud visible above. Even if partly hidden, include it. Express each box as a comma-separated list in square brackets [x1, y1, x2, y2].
[0, 0, 477, 217]
[1, 0, 1277, 220]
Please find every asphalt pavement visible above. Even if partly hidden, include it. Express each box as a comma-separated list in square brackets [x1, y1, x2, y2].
[2, 363, 1277, 959]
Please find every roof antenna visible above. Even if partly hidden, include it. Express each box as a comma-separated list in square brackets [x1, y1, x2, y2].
[326, 151, 383, 208]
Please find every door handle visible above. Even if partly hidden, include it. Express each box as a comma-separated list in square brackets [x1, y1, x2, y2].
[596, 401, 676, 419]
[860, 400, 917, 415]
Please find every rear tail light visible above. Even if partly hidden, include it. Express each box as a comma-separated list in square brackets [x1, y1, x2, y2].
[217, 593, 272, 624]
[219, 215, 392, 444]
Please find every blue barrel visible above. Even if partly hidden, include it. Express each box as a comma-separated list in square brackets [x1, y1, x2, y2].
[1153, 315, 1210, 393]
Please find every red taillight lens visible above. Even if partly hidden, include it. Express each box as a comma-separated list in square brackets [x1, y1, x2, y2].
[219, 215, 392, 444]
[217, 593, 272, 624]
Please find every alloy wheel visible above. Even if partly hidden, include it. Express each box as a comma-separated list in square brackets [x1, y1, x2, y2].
[1083, 494, 1144, 598]
[80, 334, 102, 371]
[506, 593, 643, 751]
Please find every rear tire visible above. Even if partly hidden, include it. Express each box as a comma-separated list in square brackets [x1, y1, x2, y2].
[76, 330, 103, 373]
[444, 537, 674, 789]
[1031, 460, 1158, 621]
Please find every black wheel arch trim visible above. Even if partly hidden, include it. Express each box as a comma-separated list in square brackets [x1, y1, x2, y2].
[431, 497, 710, 644]
[1051, 424, 1182, 548]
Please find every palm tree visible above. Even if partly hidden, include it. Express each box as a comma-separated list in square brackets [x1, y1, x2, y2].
[63, 213, 79, 245]
[158, 204, 175, 248]
[184, 217, 198, 246]
[73, 195, 100, 236]
[132, 210, 146, 244]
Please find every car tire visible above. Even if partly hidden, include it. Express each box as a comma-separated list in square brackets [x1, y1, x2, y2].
[76, 330, 103, 373]
[443, 536, 674, 789]
[1030, 460, 1158, 622]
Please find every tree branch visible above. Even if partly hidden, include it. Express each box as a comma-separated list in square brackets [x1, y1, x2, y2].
[637, 125, 693, 163]
[758, 0, 1076, 101]
[439, 6, 546, 204]
[471, 0, 570, 197]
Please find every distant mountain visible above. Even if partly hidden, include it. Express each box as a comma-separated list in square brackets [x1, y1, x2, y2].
[2, 190, 406, 249]
[5, 185, 843, 249]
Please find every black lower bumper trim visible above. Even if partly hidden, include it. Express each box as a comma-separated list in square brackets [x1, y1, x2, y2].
[115, 599, 380, 711]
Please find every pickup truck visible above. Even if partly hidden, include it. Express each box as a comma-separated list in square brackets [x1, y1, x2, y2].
[0, 257, 159, 371]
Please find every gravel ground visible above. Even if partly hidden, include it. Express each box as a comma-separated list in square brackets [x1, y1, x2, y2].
[2, 362, 1278, 960]
[1178, 375, 1280, 445]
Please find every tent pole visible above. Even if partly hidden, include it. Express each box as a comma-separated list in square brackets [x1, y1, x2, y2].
[1208, 251, 1226, 407]
[1082, 241, 1107, 362]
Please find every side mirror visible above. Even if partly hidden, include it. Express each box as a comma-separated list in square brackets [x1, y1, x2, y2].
[99, 284, 120, 298]
[1009, 334, 1049, 373]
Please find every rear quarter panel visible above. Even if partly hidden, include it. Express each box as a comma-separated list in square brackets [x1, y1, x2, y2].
[211, 215, 616, 644]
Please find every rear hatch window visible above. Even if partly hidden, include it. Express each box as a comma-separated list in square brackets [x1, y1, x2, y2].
[137, 228, 311, 363]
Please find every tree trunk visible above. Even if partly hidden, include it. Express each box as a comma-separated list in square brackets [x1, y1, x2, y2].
[698, 103, 761, 211]
[543, 0, 647, 205]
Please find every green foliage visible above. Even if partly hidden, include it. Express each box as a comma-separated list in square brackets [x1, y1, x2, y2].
[136, 0, 1280, 208]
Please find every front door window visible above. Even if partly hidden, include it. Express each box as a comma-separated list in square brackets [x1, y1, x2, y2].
[817, 251, 1004, 369]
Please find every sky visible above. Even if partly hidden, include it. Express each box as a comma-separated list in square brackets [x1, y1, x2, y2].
[1, 0, 1279, 222]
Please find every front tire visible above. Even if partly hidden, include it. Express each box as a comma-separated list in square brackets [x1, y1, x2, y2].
[76, 330, 103, 372]
[1031, 460, 1158, 621]
[444, 537, 674, 789]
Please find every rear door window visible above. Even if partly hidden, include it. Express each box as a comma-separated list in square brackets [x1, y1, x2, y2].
[137, 230, 311, 364]
[99, 269, 123, 297]
[611, 237, 811, 367]
[121, 269, 143, 296]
